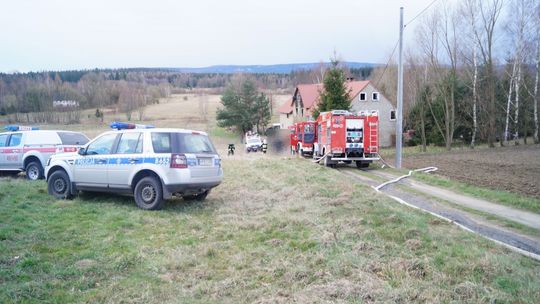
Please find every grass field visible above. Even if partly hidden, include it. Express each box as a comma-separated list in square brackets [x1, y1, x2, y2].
[1, 157, 539, 303]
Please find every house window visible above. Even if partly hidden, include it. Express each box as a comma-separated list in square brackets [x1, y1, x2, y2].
[390, 110, 396, 121]
[359, 92, 366, 101]
[372, 92, 379, 101]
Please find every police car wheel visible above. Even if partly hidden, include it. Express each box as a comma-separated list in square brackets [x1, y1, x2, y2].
[48, 170, 73, 199]
[134, 177, 164, 210]
[26, 161, 43, 180]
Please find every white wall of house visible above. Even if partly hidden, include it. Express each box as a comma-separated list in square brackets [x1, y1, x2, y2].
[279, 112, 294, 129]
[350, 84, 396, 147]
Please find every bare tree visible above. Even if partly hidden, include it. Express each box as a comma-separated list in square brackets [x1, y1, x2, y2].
[534, 18, 540, 143]
[465, 0, 504, 147]
[471, 49, 479, 148]
[504, 0, 536, 145]
[405, 52, 428, 151]
[137, 93, 147, 121]
[415, 2, 459, 151]
[310, 61, 327, 84]
[504, 58, 518, 145]
[118, 83, 145, 121]
[530, 2, 540, 144]
[438, 1, 460, 150]
[460, 0, 482, 148]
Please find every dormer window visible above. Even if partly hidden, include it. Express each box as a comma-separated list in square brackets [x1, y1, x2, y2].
[359, 92, 366, 101]
[372, 92, 379, 101]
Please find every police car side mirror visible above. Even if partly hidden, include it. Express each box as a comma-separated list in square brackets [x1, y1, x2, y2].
[78, 147, 87, 156]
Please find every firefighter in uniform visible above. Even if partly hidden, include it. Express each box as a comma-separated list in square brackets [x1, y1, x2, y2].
[261, 139, 268, 154]
[228, 143, 235, 156]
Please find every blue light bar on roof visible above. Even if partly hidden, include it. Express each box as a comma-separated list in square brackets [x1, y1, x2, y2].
[110, 121, 155, 130]
[4, 125, 39, 131]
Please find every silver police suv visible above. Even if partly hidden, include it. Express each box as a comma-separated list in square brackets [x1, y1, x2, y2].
[45, 123, 223, 210]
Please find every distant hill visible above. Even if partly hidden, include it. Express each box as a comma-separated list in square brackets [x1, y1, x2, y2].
[165, 62, 378, 74]
[1, 62, 378, 75]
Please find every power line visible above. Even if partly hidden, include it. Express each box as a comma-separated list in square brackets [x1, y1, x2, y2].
[375, 39, 399, 88]
[375, 0, 441, 91]
[404, 0, 441, 27]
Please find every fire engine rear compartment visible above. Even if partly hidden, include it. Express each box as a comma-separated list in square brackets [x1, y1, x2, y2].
[313, 111, 380, 167]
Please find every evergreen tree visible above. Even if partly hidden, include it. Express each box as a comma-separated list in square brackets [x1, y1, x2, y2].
[217, 79, 271, 137]
[314, 59, 351, 118]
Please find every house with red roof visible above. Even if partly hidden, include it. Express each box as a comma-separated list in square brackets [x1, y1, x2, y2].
[278, 80, 396, 147]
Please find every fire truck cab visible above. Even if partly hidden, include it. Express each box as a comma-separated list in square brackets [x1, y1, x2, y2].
[293, 121, 316, 156]
[313, 110, 380, 168]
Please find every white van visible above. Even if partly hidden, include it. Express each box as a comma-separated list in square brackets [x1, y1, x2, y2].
[0, 127, 89, 180]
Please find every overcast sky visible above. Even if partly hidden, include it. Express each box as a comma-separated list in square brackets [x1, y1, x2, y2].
[1, 0, 442, 72]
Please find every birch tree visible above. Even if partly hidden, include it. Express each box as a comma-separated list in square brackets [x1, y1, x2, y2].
[534, 21, 540, 143]
[502, 0, 537, 145]
[532, 3, 540, 143]
[461, 0, 481, 148]
[465, 0, 504, 147]
[509, 0, 531, 144]
[471, 49, 479, 148]
[503, 58, 518, 145]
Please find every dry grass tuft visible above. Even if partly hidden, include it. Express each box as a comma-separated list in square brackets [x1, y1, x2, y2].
[297, 277, 384, 303]
[74, 259, 97, 269]
[451, 281, 485, 301]
[406, 238, 423, 251]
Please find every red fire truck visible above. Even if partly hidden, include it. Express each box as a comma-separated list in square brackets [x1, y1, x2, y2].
[290, 121, 316, 156]
[313, 110, 380, 168]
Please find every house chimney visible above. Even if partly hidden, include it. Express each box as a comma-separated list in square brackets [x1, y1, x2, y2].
[346, 77, 355, 81]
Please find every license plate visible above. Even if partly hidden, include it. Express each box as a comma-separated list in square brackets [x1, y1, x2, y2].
[198, 158, 213, 166]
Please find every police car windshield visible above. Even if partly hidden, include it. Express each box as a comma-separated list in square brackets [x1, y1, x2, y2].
[247, 138, 261, 144]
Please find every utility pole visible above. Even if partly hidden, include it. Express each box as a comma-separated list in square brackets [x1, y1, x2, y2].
[396, 7, 404, 168]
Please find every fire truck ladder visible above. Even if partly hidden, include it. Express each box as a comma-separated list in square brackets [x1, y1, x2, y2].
[369, 121, 378, 153]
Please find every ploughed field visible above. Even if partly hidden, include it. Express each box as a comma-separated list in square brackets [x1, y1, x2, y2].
[402, 144, 540, 199]
[1, 156, 539, 303]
